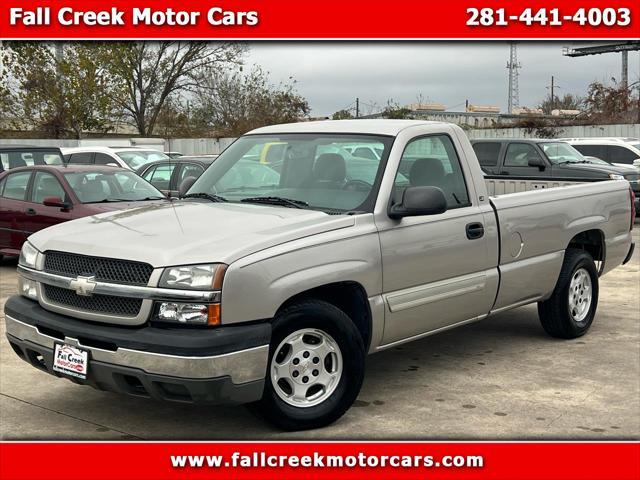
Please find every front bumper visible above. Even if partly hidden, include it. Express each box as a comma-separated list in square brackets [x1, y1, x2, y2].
[5, 296, 271, 404]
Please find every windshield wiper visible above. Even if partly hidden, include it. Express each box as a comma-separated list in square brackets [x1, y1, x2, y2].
[241, 196, 308, 209]
[182, 192, 227, 203]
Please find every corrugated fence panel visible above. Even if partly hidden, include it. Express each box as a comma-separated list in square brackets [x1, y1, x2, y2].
[1, 126, 637, 151]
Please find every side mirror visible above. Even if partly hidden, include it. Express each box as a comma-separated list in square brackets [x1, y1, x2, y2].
[528, 157, 546, 171]
[389, 186, 447, 219]
[178, 176, 198, 198]
[43, 196, 70, 210]
[633, 159, 640, 169]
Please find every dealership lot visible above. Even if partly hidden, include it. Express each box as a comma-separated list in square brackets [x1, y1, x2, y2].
[1, 228, 638, 440]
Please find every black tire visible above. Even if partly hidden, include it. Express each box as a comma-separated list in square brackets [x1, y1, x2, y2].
[538, 248, 599, 339]
[255, 299, 365, 431]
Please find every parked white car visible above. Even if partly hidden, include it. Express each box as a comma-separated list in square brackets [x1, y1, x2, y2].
[61, 146, 171, 171]
[560, 138, 640, 170]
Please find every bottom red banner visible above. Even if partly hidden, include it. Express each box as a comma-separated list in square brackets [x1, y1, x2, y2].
[1, 442, 639, 479]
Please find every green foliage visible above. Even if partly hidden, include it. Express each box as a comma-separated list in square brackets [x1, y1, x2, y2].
[538, 93, 582, 114]
[3, 42, 124, 138]
[381, 100, 413, 119]
[332, 109, 353, 120]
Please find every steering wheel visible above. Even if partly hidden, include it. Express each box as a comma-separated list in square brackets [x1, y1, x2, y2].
[343, 180, 372, 192]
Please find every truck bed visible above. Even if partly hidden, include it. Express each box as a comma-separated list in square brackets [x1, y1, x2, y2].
[486, 179, 633, 313]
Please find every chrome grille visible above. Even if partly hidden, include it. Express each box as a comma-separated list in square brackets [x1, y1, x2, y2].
[43, 285, 142, 317]
[44, 251, 153, 286]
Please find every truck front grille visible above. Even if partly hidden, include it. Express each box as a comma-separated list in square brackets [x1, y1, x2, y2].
[44, 251, 153, 286]
[43, 285, 143, 317]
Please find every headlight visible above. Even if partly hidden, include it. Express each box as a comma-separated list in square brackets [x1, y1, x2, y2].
[159, 263, 227, 290]
[153, 302, 220, 326]
[609, 173, 625, 180]
[18, 242, 39, 268]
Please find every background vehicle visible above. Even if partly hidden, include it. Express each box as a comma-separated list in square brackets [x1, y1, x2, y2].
[0, 165, 165, 257]
[7, 120, 634, 431]
[62, 146, 170, 171]
[137, 156, 217, 197]
[0, 146, 64, 172]
[472, 139, 640, 212]
[561, 138, 640, 169]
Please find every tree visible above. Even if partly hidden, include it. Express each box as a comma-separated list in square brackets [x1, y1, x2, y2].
[538, 93, 582, 114]
[332, 109, 353, 120]
[194, 67, 310, 137]
[583, 80, 638, 123]
[2, 42, 123, 138]
[100, 42, 245, 136]
[381, 100, 412, 119]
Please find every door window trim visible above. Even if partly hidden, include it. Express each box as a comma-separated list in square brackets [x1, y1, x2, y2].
[386, 133, 473, 217]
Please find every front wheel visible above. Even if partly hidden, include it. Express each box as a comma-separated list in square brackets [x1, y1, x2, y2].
[255, 300, 365, 431]
[538, 249, 599, 339]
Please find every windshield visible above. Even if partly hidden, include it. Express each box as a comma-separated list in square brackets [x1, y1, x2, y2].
[64, 171, 164, 203]
[540, 142, 587, 164]
[116, 150, 170, 169]
[1, 149, 63, 170]
[188, 134, 393, 213]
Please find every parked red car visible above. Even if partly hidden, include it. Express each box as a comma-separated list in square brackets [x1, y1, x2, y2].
[0, 165, 166, 258]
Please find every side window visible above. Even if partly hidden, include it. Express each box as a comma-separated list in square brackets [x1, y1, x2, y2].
[148, 164, 175, 190]
[0, 153, 8, 171]
[472, 142, 501, 167]
[608, 146, 637, 164]
[2, 172, 31, 201]
[94, 153, 116, 166]
[504, 143, 541, 167]
[573, 144, 605, 159]
[32, 172, 66, 204]
[178, 164, 204, 186]
[394, 135, 470, 209]
[68, 152, 94, 164]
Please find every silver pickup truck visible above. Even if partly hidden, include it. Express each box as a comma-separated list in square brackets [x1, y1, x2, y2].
[6, 120, 635, 430]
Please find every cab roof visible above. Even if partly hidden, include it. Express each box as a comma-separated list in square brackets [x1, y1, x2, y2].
[248, 120, 447, 137]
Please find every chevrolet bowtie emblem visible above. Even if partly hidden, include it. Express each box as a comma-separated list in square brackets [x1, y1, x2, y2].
[69, 276, 97, 297]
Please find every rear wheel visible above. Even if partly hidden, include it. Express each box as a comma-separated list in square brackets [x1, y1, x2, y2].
[255, 300, 365, 431]
[538, 249, 599, 339]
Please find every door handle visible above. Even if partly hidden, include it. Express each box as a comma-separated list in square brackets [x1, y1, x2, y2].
[25, 208, 37, 216]
[466, 222, 484, 240]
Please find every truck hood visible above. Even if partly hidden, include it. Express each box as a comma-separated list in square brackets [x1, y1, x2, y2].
[28, 200, 355, 267]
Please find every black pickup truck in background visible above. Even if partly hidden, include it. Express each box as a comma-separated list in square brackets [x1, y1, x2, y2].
[471, 139, 640, 214]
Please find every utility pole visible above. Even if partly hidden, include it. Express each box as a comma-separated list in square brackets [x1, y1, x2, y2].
[546, 76, 561, 112]
[621, 51, 628, 89]
[355, 98, 360, 118]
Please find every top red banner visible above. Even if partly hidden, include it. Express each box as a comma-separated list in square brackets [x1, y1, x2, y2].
[0, 0, 639, 39]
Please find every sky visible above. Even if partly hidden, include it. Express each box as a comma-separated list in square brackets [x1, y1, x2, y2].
[245, 42, 640, 117]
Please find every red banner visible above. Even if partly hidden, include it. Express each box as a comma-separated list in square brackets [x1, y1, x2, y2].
[0, 0, 639, 39]
[1, 442, 639, 480]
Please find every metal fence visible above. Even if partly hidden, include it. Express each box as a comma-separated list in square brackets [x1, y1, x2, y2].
[1, 124, 638, 153]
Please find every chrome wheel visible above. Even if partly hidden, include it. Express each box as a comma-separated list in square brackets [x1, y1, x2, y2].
[271, 328, 343, 408]
[569, 268, 592, 322]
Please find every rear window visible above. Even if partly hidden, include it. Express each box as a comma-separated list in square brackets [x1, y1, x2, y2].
[472, 143, 501, 167]
[0, 150, 64, 170]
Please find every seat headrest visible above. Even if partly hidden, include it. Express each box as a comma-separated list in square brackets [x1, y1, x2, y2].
[314, 153, 346, 183]
[409, 158, 445, 187]
[77, 179, 105, 202]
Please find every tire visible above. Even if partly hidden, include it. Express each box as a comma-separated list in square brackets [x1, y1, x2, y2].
[255, 299, 365, 431]
[538, 248, 599, 339]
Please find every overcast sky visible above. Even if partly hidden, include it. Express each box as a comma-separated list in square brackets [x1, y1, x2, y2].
[245, 43, 640, 117]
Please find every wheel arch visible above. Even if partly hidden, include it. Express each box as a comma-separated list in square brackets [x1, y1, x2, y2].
[276, 281, 373, 351]
[567, 229, 605, 273]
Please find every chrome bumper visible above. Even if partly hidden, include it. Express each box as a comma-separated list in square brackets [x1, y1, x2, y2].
[5, 315, 268, 384]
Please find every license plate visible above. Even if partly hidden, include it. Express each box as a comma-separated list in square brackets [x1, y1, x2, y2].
[53, 344, 89, 379]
